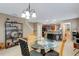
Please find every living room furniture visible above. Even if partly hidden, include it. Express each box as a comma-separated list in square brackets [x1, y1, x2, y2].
[42, 24, 62, 40]
[31, 39, 58, 56]
[19, 38, 30, 56]
[72, 32, 79, 56]
[45, 32, 62, 41]
[5, 18, 23, 48]
[73, 37, 79, 56]
[19, 38, 42, 56]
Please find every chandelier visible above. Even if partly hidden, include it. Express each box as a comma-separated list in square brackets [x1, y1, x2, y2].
[21, 3, 37, 19]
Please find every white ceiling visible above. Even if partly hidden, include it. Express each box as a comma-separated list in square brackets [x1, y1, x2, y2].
[0, 3, 79, 24]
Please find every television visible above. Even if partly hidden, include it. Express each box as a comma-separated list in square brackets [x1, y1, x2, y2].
[76, 39, 79, 43]
[46, 33, 56, 41]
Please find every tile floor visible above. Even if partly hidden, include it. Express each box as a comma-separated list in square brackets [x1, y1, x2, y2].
[0, 45, 21, 56]
[0, 40, 79, 56]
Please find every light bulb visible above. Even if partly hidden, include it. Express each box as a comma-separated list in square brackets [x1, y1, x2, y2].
[21, 13, 26, 18]
[32, 12, 36, 18]
[25, 11, 30, 16]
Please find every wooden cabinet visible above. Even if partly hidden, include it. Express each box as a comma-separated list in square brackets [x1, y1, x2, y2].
[5, 19, 23, 48]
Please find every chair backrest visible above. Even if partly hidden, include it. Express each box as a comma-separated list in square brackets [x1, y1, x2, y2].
[19, 38, 30, 56]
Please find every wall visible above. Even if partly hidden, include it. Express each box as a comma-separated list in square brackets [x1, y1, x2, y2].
[76, 19, 79, 30]
[0, 13, 33, 43]
[59, 18, 79, 32]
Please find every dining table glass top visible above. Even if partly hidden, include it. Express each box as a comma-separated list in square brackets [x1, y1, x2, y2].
[31, 39, 58, 49]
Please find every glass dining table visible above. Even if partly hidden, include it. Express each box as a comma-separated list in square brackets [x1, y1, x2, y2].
[31, 39, 58, 55]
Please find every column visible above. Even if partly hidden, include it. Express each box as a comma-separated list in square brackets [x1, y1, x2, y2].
[36, 22, 42, 40]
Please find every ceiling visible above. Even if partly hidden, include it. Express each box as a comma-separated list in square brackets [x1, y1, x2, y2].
[0, 3, 79, 24]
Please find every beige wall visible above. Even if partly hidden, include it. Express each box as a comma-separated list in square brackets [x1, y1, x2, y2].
[76, 19, 79, 30]
[0, 13, 33, 43]
[59, 18, 79, 32]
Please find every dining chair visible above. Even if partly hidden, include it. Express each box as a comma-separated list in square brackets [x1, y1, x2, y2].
[19, 38, 42, 56]
[19, 38, 30, 56]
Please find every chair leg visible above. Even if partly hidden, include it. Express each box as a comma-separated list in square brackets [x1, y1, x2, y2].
[40, 49, 46, 56]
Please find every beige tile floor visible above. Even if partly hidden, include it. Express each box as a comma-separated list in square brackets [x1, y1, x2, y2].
[0, 45, 21, 56]
[0, 40, 79, 56]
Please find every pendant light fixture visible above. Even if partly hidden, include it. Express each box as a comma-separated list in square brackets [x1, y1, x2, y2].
[21, 3, 37, 19]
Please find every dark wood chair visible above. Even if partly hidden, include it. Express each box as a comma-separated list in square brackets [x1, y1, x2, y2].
[19, 38, 42, 56]
[19, 38, 30, 56]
